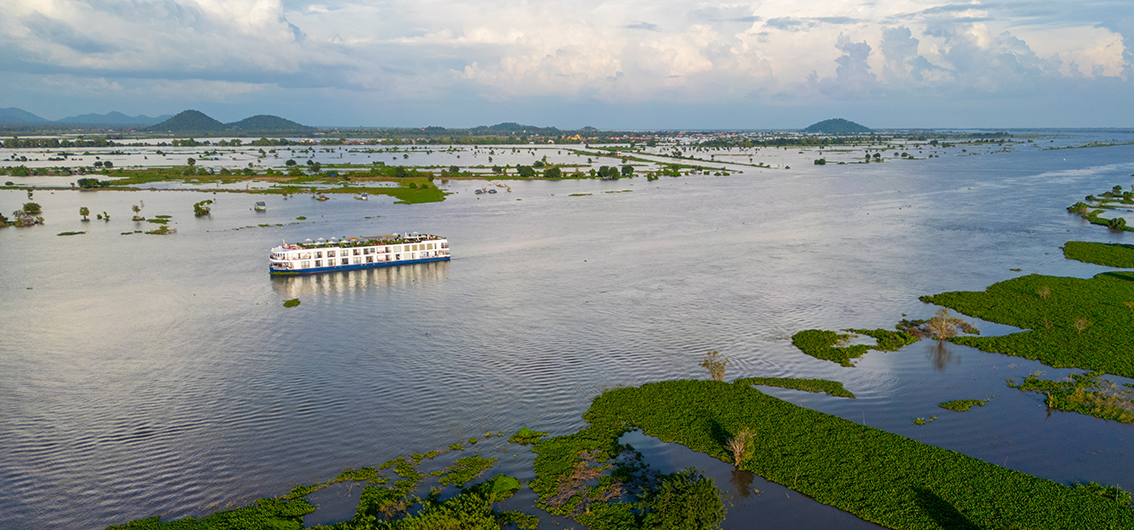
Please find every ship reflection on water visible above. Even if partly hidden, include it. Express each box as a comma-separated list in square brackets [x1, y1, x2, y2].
[270, 261, 449, 298]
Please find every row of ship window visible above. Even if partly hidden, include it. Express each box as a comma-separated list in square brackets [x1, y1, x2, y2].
[299, 254, 405, 268]
[291, 250, 446, 269]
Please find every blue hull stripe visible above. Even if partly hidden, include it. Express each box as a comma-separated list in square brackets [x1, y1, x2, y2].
[270, 256, 450, 275]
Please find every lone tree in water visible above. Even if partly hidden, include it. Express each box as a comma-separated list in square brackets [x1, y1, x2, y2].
[726, 428, 754, 467]
[701, 350, 729, 381]
[193, 200, 212, 217]
[924, 309, 965, 340]
[641, 468, 727, 529]
[79, 206, 89, 221]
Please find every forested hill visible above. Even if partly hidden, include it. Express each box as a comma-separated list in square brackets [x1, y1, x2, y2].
[803, 118, 871, 134]
[228, 115, 312, 132]
[147, 110, 313, 134]
[148, 110, 225, 132]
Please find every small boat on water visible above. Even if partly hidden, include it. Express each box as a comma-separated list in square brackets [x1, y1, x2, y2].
[254, 201, 267, 211]
[269, 233, 450, 275]
[315, 194, 329, 201]
[355, 193, 368, 201]
[488, 188, 497, 194]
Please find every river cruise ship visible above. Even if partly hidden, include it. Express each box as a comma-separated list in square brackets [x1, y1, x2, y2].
[269, 233, 450, 275]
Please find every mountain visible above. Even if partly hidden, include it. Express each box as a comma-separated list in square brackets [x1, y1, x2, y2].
[469, 122, 561, 135]
[56, 111, 172, 126]
[803, 118, 871, 134]
[148, 110, 226, 132]
[227, 114, 312, 132]
[0, 107, 50, 125]
[146, 110, 313, 134]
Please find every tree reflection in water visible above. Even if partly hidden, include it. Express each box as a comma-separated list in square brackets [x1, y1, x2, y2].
[730, 469, 756, 498]
[927, 340, 961, 372]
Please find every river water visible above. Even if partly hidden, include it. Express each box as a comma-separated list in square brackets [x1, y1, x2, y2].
[2, 132, 1134, 529]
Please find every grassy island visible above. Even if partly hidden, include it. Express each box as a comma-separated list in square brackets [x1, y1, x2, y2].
[734, 377, 856, 398]
[1009, 372, 1134, 424]
[791, 328, 918, 366]
[938, 399, 988, 412]
[1063, 241, 1134, 268]
[922, 271, 1134, 378]
[532, 379, 1133, 530]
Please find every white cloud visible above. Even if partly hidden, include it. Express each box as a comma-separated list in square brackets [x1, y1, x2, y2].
[0, 0, 1130, 124]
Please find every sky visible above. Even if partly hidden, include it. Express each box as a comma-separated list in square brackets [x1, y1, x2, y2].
[1, 0, 1132, 129]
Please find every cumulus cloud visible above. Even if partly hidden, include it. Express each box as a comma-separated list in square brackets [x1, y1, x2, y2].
[0, 0, 318, 80]
[880, 26, 948, 82]
[813, 34, 876, 98]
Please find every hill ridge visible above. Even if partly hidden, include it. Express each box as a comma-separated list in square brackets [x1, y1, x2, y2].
[803, 118, 871, 134]
[146, 110, 313, 133]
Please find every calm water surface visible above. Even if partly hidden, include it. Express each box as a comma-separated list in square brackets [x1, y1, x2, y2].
[2, 132, 1134, 529]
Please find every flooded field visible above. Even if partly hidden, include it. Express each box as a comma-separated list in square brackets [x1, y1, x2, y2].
[2, 130, 1133, 529]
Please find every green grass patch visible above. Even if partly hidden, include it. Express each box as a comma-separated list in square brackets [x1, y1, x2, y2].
[508, 427, 548, 445]
[938, 399, 988, 412]
[105, 497, 316, 530]
[282, 298, 300, 308]
[437, 456, 498, 487]
[791, 330, 866, 366]
[146, 218, 168, 224]
[791, 328, 918, 366]
[1064, 241, 1134, 268]
[922, 272, 1134, 377]
[377, 183, 447, 204]
[568, 193, 592, 197]
[848, 328, 921, 351]
[1009, 371, 1134, 424]
[537, 379, 1134, 530]
[144, 225, 171, 235]
[734, 377, 856, 398]
[56, 231, 85, 236]
[333, 467, 378, 482]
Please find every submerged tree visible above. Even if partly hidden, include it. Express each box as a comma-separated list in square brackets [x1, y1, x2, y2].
[726, 428, 754, 467]
[193, 200, 213, 217]
[700, 350, 729, 382]
[924, 309, 966, 340]
[1068, 202, 1090, 214]
[641, 468, 726, 530]
[80, 206, 89, 221]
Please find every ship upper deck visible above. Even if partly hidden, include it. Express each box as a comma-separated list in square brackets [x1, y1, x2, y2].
[272, 234, 447, 254]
